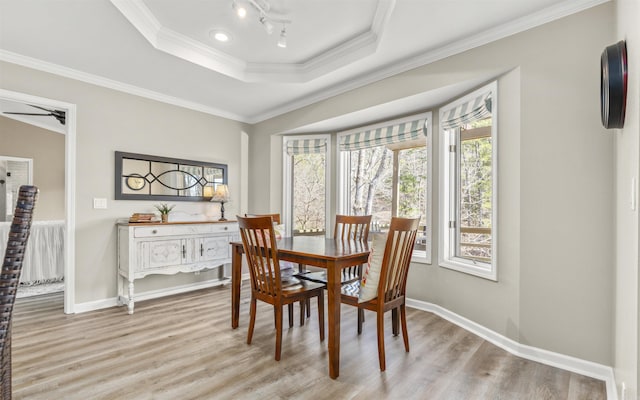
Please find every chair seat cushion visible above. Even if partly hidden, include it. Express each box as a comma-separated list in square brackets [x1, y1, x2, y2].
[341, 281, 360, 297]
[359, 233, 387, 302]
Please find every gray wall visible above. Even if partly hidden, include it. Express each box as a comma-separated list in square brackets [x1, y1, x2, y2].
[0, 116, 65, 220]
[250, 3, 615, 366]
[0, 61, 250, 303]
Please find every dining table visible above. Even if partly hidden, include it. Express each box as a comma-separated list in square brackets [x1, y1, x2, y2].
[230, 236, 370, 379]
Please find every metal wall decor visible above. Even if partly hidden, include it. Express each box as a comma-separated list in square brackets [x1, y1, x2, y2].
[600, 40, 628, 129]
[115, 151, 227, 201]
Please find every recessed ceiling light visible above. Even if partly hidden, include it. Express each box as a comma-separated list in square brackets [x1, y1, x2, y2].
[210, 30, 231, 43]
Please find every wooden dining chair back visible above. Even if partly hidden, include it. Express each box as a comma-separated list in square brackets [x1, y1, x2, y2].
[237, 216, 325, 361]
[340, 216, 420, 371]
[333, 214, 372, 283]
[1, 186, 38, 400]
[334, 214, 371, 242]
[298, 214, 372, 284]
[244, 213, 280, 224]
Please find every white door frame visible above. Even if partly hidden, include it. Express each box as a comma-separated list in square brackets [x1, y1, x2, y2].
[0, 89, 76, 314]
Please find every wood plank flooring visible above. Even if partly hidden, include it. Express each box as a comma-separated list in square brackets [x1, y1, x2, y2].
[11, 285, 606, 399]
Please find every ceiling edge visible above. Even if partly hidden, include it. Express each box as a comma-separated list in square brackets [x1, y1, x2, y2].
[0, 50, 249, 123]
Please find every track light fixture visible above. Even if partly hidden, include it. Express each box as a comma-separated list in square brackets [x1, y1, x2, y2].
[231, 0, 291, 47]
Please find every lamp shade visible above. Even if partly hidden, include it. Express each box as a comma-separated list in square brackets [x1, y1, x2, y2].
[211, 184, 230, 202]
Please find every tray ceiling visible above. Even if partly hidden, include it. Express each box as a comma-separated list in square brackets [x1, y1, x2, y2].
[0, 0, 609, 125]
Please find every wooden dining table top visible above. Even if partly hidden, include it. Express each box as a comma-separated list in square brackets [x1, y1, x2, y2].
[272, 236, 370, 263]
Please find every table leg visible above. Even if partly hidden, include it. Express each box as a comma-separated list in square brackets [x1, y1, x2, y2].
[231, 244, 242, 329]
[326, 260, 341, 379]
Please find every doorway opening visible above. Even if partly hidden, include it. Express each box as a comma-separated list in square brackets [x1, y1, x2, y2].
[0, 89, 76, 314]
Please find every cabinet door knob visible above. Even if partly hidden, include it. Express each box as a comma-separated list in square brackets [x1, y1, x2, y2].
[152, 229, 157, 234]
[224, 226, 228, 230]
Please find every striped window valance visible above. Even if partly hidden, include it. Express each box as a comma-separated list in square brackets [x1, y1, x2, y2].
[286, 138, 327, 155]
[441, 93, 492, 130]
[339, 118, 427, 151]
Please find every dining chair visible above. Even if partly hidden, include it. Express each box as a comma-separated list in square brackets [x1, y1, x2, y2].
[1, 186, 38, 399]
[237, 216, 325, 361]
[244, 213, 307, 326]
[340, 216, 419, 371]
[296, 214, 372, 325]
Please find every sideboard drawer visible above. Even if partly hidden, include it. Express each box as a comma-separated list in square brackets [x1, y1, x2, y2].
[134, 223, 237, 238]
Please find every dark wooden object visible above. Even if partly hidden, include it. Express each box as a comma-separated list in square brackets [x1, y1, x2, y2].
[237, 216, 325, 361]
[340, 216, 419, 371]
[1, 186, 38, 399]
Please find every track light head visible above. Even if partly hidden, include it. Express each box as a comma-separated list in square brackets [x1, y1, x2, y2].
[277, 26, 287, 48]
[260, 15, 274, 34]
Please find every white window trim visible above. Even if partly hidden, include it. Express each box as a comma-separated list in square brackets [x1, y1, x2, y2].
[337, 111, 432, 263]
[438, 81, 498, 281]
[282, 134, 332, 238]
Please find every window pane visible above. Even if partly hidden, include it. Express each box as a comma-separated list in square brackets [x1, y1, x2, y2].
[457, 118, 492, 262]
[398, 146, 428, 251]
[346, 144, 427, 249]
[292, 153, 325, 236]
[348, 147, 392, 231]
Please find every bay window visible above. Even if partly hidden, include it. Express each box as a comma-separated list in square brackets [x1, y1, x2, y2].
[439, 81, 498, 280]
[338, 112, 432, 262]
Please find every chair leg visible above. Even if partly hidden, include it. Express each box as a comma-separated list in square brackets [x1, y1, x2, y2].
[275, 305, 283, 361]
[306, 298, 311, 317]
[288, 303, 294, 328]
[400, 304, 410, 352]
[299, 300, 305, 326]
[247, 297, 257, 344]
[392, 307, 399, 336]
[357, 308, 364, 335]
[376, 310, 386, 371]
[317, 291, 325, 341]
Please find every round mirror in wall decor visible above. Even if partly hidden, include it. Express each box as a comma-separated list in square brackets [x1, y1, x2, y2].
[600, 40, 628, 129]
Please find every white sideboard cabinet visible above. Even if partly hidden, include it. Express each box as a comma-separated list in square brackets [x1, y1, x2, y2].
[117, 221, 239, 314]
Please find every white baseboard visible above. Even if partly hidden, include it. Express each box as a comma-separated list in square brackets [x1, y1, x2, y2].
[405, 298, 618, 400]
[74, 278, 229, 314]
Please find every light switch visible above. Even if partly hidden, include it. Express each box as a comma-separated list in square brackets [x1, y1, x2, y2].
[93, 198, 107, 209]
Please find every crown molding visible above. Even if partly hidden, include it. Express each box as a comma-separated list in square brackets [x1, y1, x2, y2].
[0, 50, 249, 123]
[110, 0, 395, 83]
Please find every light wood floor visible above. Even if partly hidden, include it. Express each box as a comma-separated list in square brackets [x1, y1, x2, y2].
[11, 286, 606, 400]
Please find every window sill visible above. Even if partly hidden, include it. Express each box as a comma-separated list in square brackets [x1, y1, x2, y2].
[439, 258, 497, 281]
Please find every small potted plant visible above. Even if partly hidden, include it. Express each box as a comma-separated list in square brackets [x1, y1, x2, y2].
[154, 203, 175, 223]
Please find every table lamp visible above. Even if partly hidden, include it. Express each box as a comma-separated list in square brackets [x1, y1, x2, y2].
[211, 184, 230, 221]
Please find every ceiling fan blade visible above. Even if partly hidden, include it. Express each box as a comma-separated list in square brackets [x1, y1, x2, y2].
[27, 104, 66, 124]
[3, 111, 66, 125]
[3, 112, 52, 116]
